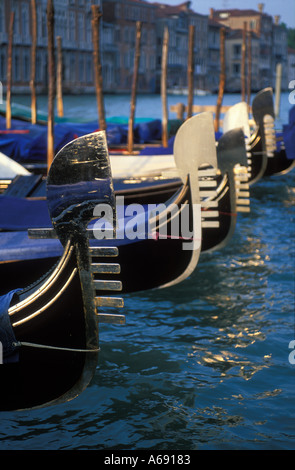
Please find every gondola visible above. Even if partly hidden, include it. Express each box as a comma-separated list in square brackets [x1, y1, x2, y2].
[223, 88, 295, 182]
[223, 91, 267, 185]
[0, 114, 206, 296]
[250, 87, 295, 179]
[172, 112, 249, 252]
[0, 130, 125, 411]
[263, 101, 295, 177]
[203, 126, 250, 252]
[109, 113, 250, 253]
[0, 113, 249, 273]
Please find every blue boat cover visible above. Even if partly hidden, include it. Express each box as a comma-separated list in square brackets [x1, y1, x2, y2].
[0, 193, 152, 263]
[0, 289, 20, 363]
[0, 196, 51, 230]
[0, 231, 63, 262]
[283, 105, 295, 160]
[0, 115, 164, 163]
[139, 136, 175, 155]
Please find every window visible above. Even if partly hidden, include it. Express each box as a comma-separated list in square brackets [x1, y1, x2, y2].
[233, 44, 241, 57]
[12, 1, 20, 36]
[250, 20, 256, 30]
[70, 54, 76, 82]
[78, 12, 85, 43]
[23, 54, 30, 81]
[79, 57, 84, 82]
[115, 4, 120, 19]
[124, 52, 130, 69]
[36, 54, 42, 82]
[139, 51, 145, 72]
[68, 11, 76, 42]
[42, 12, 47, 38]
[86, 57, 92, 83]
[21, 3, 29, 38]
[124, 27, 129, 43]
[0, 53, 6, 81]
[0, 3, 4, 33]
[13, 54, 20, 81]
[115, 27, 120, 43]
[86, 12, 92, 44]
[233, 63, 240, 75]
[104, 26, 113, 45]
[142, 27, 147, 45]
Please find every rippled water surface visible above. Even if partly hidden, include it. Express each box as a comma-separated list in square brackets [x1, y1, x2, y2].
[0, 93, 294, 450]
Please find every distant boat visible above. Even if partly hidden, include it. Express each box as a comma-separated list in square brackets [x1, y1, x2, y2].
[167, 86, 211, 96]
[223, 88, 295, 181]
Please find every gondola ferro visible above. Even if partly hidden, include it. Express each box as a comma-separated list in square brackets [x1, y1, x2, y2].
[0, 131, 125, 411]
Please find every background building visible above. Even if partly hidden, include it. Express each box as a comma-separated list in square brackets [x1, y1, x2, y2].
[0, 0, 291, 94]
[207, 18, 222, 93]
[102, 0, 157, 92]
[154, 2, 208, 93]
[0, 0, 100, 93]
[210, 4, 289, 91]
[288, 47, 295, 85]
[224, 28, 260, 92]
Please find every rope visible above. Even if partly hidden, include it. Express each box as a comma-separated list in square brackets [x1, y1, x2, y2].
[147, 212, 237, 241]
[202, 208, 237, 217]
[218, 211, 237, 217]
[149, 232, 200, 241]
[13, 341, 100, 353]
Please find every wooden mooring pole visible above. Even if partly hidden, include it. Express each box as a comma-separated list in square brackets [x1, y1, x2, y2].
[6, 11, 14, 130]
[241, 22, 247, 102]
[47, 0, 55, 171]
[128, 21, 142, 154]
[91, 5, 106, 130]
[247, 29, 252, 109]
[214, 27, 226, 133]
[30, 0, 37, 124]
[187, 25, 195, 119]
[56, 36, 64, 118]
[161, 26, 169, 148]
[275, 63, 282, 118]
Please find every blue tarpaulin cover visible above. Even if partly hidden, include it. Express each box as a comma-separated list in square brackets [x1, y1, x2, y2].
[283, 105, 295, 160]
[0, 231, 63, 262]
[0, 196, 51, 230]
[0, 116, 164, 163]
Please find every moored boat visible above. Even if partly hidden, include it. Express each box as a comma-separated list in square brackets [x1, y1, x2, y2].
[223, 89, 295, 182]
[0, 115, 208, 295]
[0, 130, 125, 411]
[0, 112, 250, 259]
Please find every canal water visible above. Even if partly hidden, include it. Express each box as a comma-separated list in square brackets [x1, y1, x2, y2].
[0, 92, 294, 451]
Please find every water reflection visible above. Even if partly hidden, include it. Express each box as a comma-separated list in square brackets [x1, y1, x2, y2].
[0, 132, 294, 451]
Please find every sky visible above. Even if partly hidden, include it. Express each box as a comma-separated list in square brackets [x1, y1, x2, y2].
[159, 0, 295, 28]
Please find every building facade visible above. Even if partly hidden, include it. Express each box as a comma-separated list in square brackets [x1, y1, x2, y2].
[0, 0, 291, 95]
[288, 48, 295, 85]
[207, 18, 221, 93]
[0, 0, 101, 93]
[223, 29, 260, 92]
[102, 0, 157, 92]
[272, 16, 289, 90]
[154, 2, 208, 93]
[211, 4, 289, 91]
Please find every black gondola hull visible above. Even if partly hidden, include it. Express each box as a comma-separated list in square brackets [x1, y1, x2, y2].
[0, 246, 97, 411]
